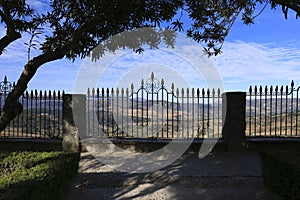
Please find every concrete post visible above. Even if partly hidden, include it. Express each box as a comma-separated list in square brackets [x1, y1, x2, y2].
[222, 92, 246, 151]
[62, 94, 86, 152]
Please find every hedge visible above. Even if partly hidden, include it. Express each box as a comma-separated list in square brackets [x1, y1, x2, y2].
[261, 152, 300, 200]
[0, 151, 79, 200]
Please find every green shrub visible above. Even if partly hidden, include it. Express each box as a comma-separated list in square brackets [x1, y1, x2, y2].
[261, 152, 300, 200]
[0, 151, 79, 200]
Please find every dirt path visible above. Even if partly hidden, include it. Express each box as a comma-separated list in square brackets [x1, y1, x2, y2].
[66, 151, 281, 200]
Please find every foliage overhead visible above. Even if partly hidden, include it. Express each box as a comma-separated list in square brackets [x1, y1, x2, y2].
[0, 0, 33, 31]
[0, 0, 299, 57]
[0, 0, 299, 132]
[0, 0, 34, 55]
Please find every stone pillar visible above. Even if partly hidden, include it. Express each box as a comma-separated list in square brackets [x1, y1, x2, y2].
[62, 94, 86, 152]
[222, 92, 246, 151]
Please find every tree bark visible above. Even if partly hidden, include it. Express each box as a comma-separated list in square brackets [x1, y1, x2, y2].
[0, 31, 22, 55]
[0, 21, 96, 132]
[0, 50, 65, 132]
[0, 10, 23, 55]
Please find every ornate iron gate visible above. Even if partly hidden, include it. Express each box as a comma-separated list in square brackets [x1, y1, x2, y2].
[87, 73, 223, 139]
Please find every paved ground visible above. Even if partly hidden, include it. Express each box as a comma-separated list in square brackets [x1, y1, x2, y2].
[66, 151, 282, 200]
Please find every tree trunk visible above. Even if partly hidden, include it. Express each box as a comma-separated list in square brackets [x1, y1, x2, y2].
[0, 21, 97, 132]
[0, 51, 65, 132]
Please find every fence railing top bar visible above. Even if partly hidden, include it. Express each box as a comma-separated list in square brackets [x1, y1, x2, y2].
[87, 73, 222, 98]
[1, 76, 64, 99]
[86, 88, 222, 100]
[19, 90, 64, 100]
[247, 80, 298, 96]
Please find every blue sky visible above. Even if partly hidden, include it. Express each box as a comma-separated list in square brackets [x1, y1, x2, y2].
[216, 6, 300, 91]
[0, 1, 299, 93]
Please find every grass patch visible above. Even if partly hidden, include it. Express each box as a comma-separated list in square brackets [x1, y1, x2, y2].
[0, 151, 79, 200]
[261, 151, 300, 200]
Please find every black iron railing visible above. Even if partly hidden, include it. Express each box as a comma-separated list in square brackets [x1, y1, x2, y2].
[0, 77, 63, 139]
[87, 73, 222, 139]
[2, 74, 299, 141]
[246, 81, 300, 137]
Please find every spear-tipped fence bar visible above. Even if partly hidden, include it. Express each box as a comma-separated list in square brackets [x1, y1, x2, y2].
[1, 74, 300, 140]
[87, 73, 222, 139]
[246, 81, 300, 137]
[0, 86, 64, 139]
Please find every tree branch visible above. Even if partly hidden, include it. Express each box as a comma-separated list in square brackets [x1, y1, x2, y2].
[0, 10, 22, 55]
[0, 31, 21, 55]
[0, 21, 97, 131]
[272, 0, 300, 16]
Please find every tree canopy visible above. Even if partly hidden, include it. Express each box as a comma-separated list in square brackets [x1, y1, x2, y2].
[0, 0, 34, 55]
[0, 0, 299, 131]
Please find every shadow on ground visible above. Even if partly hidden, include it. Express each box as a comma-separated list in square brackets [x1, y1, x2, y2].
[66, 151, 282, 200]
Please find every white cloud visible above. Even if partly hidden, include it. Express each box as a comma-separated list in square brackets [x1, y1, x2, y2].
[77, 31, 224, 93]
[1, 22, 300, 94]
[214, 40, 300, 91]
[27, 0, 50, 12]
[80, 44, 222, 92]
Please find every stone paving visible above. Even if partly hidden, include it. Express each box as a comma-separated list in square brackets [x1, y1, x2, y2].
[66, 151, 282, 200]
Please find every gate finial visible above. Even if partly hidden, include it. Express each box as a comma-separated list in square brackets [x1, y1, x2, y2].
[131, 83, 134, 91]
[151, 72, 154, 81]
[0, 76, 13, 94]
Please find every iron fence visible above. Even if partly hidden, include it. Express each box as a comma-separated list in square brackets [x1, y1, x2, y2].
[246, 81, 300, 137]
[87, 73, 223, 139]
[3, 73, 300, 141]
[0, 76, 63, 139]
